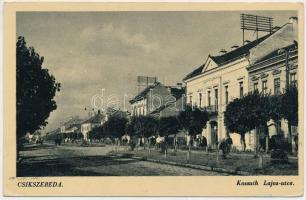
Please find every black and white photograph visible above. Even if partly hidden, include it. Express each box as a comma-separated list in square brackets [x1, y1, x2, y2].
[14, 9, 300, 178]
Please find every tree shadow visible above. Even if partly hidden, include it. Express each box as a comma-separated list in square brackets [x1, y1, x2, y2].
[17, 154, 140, 177]
[21, 144, 56, 151]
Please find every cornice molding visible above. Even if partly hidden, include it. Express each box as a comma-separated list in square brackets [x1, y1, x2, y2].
[272, 69, 282, 75]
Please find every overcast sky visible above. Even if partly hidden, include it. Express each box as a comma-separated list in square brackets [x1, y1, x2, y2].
[17, 11, 297, 132]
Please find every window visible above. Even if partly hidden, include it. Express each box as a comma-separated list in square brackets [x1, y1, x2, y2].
[199, 93, 202, 107]
[207, 91, 211, 106]
[262, 80, 268, 94]
[214, 89, 218, 110]
[253, 82, 258, 92]
[189, 95, 192, 105]
[274, 78, 281, 95]
[290, 73, 297, 86]
[225, 86, 229, 104]
[239, 82, 243, 98]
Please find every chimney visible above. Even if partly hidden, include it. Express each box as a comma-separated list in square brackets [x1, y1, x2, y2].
[176, 82, 183, 89]
[219, 49, 227, 54]
[231, 45, 239, 50]
[272, 26, 281, 32]
[289, 16, 298, 24]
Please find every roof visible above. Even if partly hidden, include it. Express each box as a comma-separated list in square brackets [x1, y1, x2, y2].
[183, 33, 272, 81]
[210, 34, 271, 65]
[150, 96, 184, 115]
[168, 86, 185, 99]
[129, 82, 184, 104]
[249, 22, 298, 65]
[183, 64, 205, 82]
[66, 123, 82, 130]
[62, 117, 83, 127]
[253, 43, 297, 65]
[83, 112, 104, 124]
[129, 82, 161, 104]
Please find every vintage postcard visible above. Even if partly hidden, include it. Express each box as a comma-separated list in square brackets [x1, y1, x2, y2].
[3, 2, 304, 196]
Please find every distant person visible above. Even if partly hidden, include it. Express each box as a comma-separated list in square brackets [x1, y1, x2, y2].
[200, 136, 207, 147]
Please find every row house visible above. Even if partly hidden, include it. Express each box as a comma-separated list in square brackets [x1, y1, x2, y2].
[183, 17, 298, 150]
[60, 117, 83, 134]
[247, 17, 298, 147]
[129, 82, 185, 118]
[81, 110, 106, 140]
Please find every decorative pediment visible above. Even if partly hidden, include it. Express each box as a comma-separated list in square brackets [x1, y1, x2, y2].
[223, 80, 230, 85]
[260, 73, 269, 79]
[201, 56, 218, 73]
[251, 76, 259, 81]
[290, 64, 297, 70]
[272, 69, 281, 75]
[237, 76, 245, 81]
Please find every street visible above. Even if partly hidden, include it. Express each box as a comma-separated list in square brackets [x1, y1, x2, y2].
[17, 144, 228, 176]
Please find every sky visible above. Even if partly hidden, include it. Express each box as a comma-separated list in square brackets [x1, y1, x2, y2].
[16, 10, 297, 132]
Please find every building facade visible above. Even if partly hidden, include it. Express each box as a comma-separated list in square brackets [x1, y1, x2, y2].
[129, 82, 185, 118]
[81, 110, 105, 140]
[248, 47, 298, 147]
[183, 17, 298, 150]
[183, 47, 255, 150]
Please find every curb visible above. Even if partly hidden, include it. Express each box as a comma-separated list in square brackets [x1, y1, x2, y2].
[130, 155, 250, 176]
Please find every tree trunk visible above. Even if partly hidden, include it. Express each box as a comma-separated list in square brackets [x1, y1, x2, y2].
[254, 128, 259, 158]
[143, 137, 146, 150]
[164, 142, 168, 160]
[216, 144, 219, 163]
[288, 121, 292, 153]
[147, 138, 151, 156]
[258, 153, 263, 169]
[16, 136, 20, 163]
[240, 134, 246, 152]
[187, 144, 191, 163]
[265, 136, 269, 153]
[174, 135, 177, 152]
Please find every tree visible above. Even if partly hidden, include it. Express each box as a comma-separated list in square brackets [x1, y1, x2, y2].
[126, 116, 159, 149]
[158, 116, 180, 156]
[265, 94, 283, 152]
[177, 105, 209, 140]
[224, 91, 270, 152]
[281, 84, 298, 151]
[177, 105, 209, 161]
[103, 115, 128, 144]
[16, 36, 60, 156]
[88, 126, 104, 141]
[158, 116, 180, 138]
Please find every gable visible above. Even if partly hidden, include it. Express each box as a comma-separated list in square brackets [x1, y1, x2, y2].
[201, 56, 218, 73]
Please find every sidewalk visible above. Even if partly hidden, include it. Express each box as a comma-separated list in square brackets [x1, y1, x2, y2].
[176, 149, 298, 160]
[115, 147, 298, 175]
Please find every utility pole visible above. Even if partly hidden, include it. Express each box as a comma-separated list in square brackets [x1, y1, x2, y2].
[278, 48, 292, 152]
[285, 50, 290, 90]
